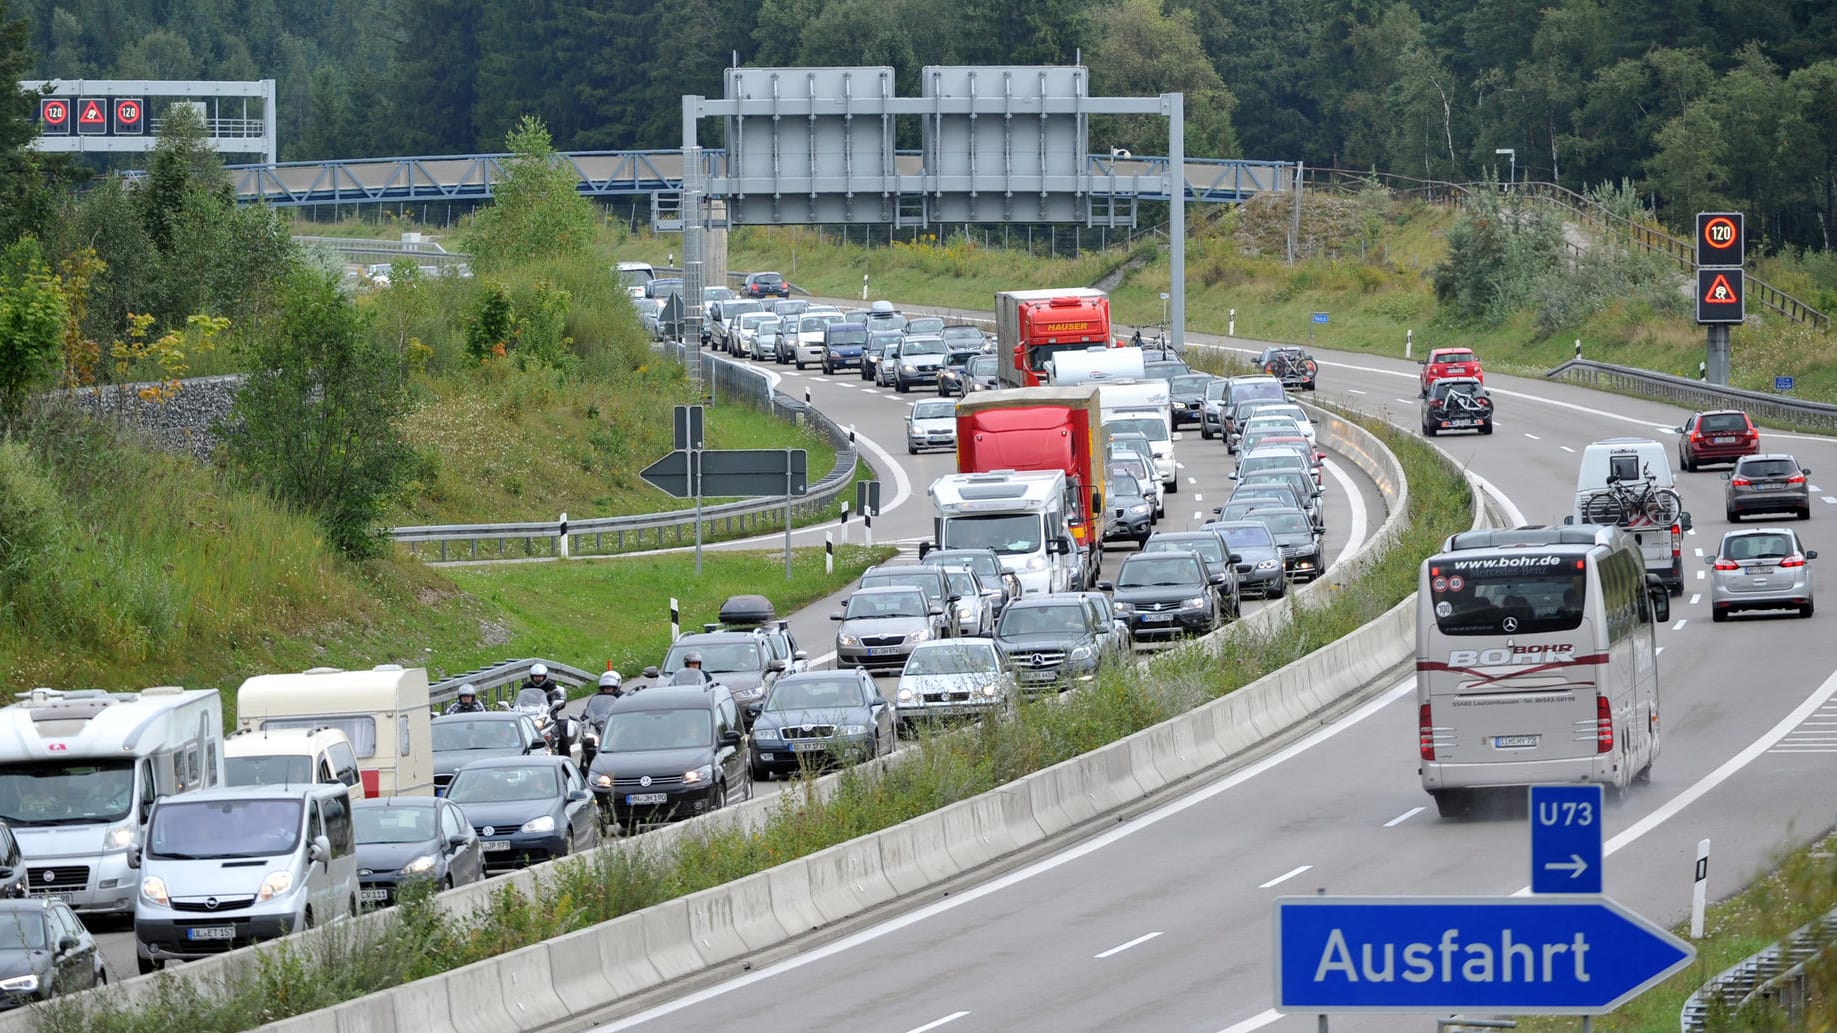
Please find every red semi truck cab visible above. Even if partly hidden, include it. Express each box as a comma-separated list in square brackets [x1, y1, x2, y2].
[956, 386, 1107, 585]
[996, 289, 1114, 389]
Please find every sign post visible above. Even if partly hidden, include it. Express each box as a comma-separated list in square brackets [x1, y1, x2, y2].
[1696, 212, 1746, 385]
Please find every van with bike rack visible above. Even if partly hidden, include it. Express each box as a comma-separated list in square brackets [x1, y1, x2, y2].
[1569, 438, 1691, 596]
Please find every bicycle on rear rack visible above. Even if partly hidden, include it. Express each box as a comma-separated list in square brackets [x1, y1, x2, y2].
[1581, 466, 1683, 527]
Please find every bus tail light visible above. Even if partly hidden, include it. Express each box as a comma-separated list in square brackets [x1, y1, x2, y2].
[1595, 695, 1614, 754]
[1419, 703, 1436, 761]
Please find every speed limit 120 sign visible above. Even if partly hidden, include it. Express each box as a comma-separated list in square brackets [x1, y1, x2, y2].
[1696, 212, 1744, 268]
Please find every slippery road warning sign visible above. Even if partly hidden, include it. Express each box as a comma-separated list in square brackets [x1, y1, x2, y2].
[76, 97, 107, 135]
[1696, 268, 1745, 325]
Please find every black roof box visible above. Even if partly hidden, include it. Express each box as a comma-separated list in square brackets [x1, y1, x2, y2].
[718, 595, 777, 627]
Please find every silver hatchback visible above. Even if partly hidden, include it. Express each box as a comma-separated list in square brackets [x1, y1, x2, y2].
[1708, 527, 1817, 621]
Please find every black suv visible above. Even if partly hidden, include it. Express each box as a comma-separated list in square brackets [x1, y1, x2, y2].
[1101, 550, 1219, 643]
[1421, 376, 1493, 436]
[743, 271, 790, 299]
[586, 685, 751, 830]
[1141, 530, 1242, 619]
[1257, 346, 1318, 391]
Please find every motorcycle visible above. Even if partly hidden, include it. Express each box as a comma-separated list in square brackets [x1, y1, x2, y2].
[503, 688, 575, 756]
[576, 693, 622, 775]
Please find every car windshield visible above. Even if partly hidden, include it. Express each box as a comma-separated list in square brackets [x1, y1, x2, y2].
[0, 912, 47, 951]
[704, 287, 736, 301]
[906, 317, 945, 334]
[913, 400, 955, 419]
[801, 316, 838, 332]
[1724, 533, 1796, 561]
[942, 513, 1044, 556]
[433, 719, 524, 752]
[225, 755, 313, 786]
[1143, 362, 1188, 381]
[1258, 511, 1313, 535]
[902, 337, 947, 356]
[767, 677, 865, 711]
[1205, 380, 1230, 400]
[354, 804, 436, 845]
[944, 570, 980, 597]
[663, 643, 761, 674]
[738, 313, 769, 329]
[925, 552, 1000, 578]
[828, 328, 867, 345]
[1110, 461, 1149, 483]
[756, 317, 780, 332]
[1146, 537, 1224, 563]
[942, 326, 982, 343]
[845, 590, 929, 619]
[999, 604, 1087, 636]
[1107, 417, 1168, 442]
[904, 643, 999, 676]
[1118, 556, 1201, 587]
[1240, 456, 1304, 477]
[603, 709, 712, 751]
[1430, 561, 1585, 635]
[149, 798, 303, 860]
[445, 765, 560, 804]
[0, 761, 133, 826]
[1171, 375, 1213, 395]
[1243, 417, 1302, 435]
[1216, 525, 1275, 549]
[1241, 474, 1307, 498]
[1112, 473, 1143, 498]
[860, 572, 944, 604]
[968, 356, 997, 375]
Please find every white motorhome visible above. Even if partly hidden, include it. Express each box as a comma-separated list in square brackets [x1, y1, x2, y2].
[1569, 438, 1691, 595]
[0, 687, 224, 915]
[930, 471, 1083, 595]
[1048, 346, 1146, 385]
[235, 666, 434, 797]
[613, 261, 656, 299]
[1098, 379, 1178, 492]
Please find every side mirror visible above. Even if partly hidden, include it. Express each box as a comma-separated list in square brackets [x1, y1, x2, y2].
[567, 789, 590, 802]
[1672, 426, 1685, 434]
[1805, 468, 1814, 476]
[719, 729, 744, 747]
[929, 605, 946, 616]
[745, 701, 764, 718]
[1679, 512, 1693, 532]
[642, 665, 660, 679]
[793, 650, 809, 662]
[1227, 553, 1244, 564]
[1809, 550, 1821, 560]
[1172, 432, 1184, 442]
[1562, 515, 1575, 525]
[918, 541, 933, 559]
[56, 936, 78, 954]
[1650, 589, 1670, 624]
[1209, 572, 1228, 585]
[1721, 472, 1732, 480]
[447, 833, 469, 849]
[1096, 581, 1115, 592]
[126, 848, 140, 870]
[1228, 472, 1238, 480]
[766, 659, 787, 673]
[310, 835, 331, 864]
[1091, 491, 1104, 512]
[496, 700, 512, 711]
[830, 611, 844, 621]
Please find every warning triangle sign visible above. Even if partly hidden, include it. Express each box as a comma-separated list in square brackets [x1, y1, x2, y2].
[77, 100, 105, 125]
[1703, 273, 1739, 304]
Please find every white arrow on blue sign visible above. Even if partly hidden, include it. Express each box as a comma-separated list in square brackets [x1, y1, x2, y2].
[1531, 784, 1603, 894]
[1274, 896, 1694, 1014]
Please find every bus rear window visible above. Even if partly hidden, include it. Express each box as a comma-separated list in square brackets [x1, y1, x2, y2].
[1430, 559, 1585, 636]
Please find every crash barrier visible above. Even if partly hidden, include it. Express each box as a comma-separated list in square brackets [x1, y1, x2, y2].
[1681, 907, 1837, 1032]
[388, 345, 860, 561]
[1546, 358, 1837, 434]
[17, 404, 1474, 1033]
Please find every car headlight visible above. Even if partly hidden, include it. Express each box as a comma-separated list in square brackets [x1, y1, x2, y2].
[104, 823, 135, 850]
[0, 974, 39, 993]
[141, 876, 169, 907]
[1069, 644, 1095, 662]
[518, 815, 556, 835]
[897, 687, 918, 703]
[257, 870, 293, 902]
[1257, 559, 1280, 570]
[593, 773, 613, 788]
[1113, 601, 1135, 613]
[838, 633, 861, 647]
[401, 854, 438, 876]
[683, 765, 713, 785]
[733, 685, 763, 700]
[1183, 596, 1209, 609]
[906, 628, 933, 642]
[1127, 503, 1150, 516]
[979, 684, 1000, 698]
[954, 601, 974, 616]
[753, 725, 781, 742]
[840, 724, 868, 736]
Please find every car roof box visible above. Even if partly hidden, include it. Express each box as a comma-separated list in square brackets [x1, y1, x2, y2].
[719, 594, 777, 627]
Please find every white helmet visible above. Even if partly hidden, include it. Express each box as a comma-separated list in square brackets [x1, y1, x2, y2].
[529, 663, 549, 678]
[598, 671, 622, 690]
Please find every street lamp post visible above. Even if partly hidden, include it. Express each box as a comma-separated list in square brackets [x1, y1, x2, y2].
[1495, 147, 1516, 190]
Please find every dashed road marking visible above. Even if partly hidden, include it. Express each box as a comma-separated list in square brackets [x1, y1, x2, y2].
[1384, 807, 1425, 827]
[1560, 445, 1576, 453]
[1094, 931, 1164, 959]
[1690, 593, 1702, 605]
[1523, 433, 1541, 441]
[1672, 618, 1688, 631]
[904, 1013, 971, 1033]
[1694, 547, 1704, 558]
[1258, 865, 1313, 889]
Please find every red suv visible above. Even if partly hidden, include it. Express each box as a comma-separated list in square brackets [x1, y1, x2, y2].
[1676, 409, 1759, 470]
[742, 271, 790, 299]
[1419, 347, 1483, 396]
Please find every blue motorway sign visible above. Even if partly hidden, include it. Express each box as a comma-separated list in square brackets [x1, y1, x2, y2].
[1530, 784, 1602, 894]
[1776, 375, 1796, 392]
[1274, 896, 1694, 1014]
[1311, 311, 1330, 324]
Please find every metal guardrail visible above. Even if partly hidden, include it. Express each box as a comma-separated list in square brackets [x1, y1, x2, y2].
[294, 235, 472, 266]
[1681, 908, 1837, 1031]
[427, 658, 597, 710]
[1545, 358, 1837, 433]
[387, 347, 860, 561]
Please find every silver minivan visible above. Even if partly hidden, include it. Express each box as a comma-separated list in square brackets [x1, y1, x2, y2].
[132, 783, 358, 972]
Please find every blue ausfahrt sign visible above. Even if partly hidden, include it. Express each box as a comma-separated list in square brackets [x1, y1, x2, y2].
[1274, 896, 1694, 1014]
[1776, 375, 1796, 391]
[1530, 784, 1603, 894]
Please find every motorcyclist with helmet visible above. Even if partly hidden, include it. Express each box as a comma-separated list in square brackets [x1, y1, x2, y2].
[670, 651, 715, 687]
[522, 663, 571, 758]
[577, 670, 623, 775]
[443, 684, 487, 715]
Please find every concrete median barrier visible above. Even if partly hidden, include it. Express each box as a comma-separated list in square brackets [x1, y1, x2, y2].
[594, 911, 664, 997]
[545, 924, 619, 1015]
[445, 956, 517, 1033]
[764, 857, 825, 938]
[876, 810, 958, 894]
[684, 871, 788, 962]
[497, 944, 572, 1032]
[640, 897, 705, 982]
[803, 836, 898, 924]
[391, 971, 456, 1032]
[331, 992, 396, 1033]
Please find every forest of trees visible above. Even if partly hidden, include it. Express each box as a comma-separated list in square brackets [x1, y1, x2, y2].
[10, 0, 1837, 248]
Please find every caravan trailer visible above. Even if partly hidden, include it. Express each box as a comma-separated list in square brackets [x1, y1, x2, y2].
[236, 666, 434, 797]
[0, 687, 224, 915]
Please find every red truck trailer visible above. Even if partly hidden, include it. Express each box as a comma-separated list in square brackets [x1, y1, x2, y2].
[956, 385, 1107, 587]
[996, 288, 1114, 389]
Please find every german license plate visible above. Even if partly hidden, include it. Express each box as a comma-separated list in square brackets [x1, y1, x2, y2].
[1141, 612, 1173, 622]
[626, 793, 668, 805]
[29, 892, 64, 904]
[358, 888, 390, 902]
[481, 840, 511, 853]
[186, 925, 235, 941]
[1716, 436, 1736, 444]
[791, 741, 830, 752]
[1751, 567, 1774, 575]
[1494, 735, 1539, 748]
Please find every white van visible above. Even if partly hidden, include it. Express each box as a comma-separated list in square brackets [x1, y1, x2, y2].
[1098, 379, 1178, 493]
[236, 666, 434, 797]
[1570, 438, 1691, 595]
[1048, 346, 1146, 385]
[224, 727, 365, 799]
[132, 782, 357, 972]
[614, 261, 656, 298]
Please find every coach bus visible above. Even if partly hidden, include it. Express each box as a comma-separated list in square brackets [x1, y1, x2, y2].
[1416, 525, 1671, 818]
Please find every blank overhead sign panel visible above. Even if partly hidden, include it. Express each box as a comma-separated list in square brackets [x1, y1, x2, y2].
[722, 66, 899, 227]
[922, 65, 1088, 224]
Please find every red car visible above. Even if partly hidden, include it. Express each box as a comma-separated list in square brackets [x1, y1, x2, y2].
[1676, 409, 1759, 470]
[1419, 347, 1483, 397]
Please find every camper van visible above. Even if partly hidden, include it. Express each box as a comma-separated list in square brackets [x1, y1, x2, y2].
[0, 687, 224, 915]
[235, 667, 434, 797]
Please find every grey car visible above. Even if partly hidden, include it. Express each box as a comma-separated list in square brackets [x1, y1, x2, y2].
[1103, 472, 1155, 545]
[431, 713, 550, 795]
[919, 547, 1021, 612]
[1142, 530, 1242, 618]
[832, 586, 947, 671]
[352, 797, 484, 906]
[746, 669, 895, 779]
[1100, 551, 1220, 643]
[1708, 527, 1817, 620]
[992, 595, 1109, 690]
[1204, 520, 1287, 599]
[1725, 454, 1812, 521]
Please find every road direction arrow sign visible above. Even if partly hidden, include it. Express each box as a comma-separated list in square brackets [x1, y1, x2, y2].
[1275, 896, 1694, 1014]
[640, 448, 808, 499]
[1776, 375, 1796, 392]
[1530, 784, 1602, 894]
[1696, 268, 1745, 325]
[640, 449, 696, 499]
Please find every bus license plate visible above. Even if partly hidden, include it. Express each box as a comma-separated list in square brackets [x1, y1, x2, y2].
[626, 793, 668, 805]
[186, 926, 235, 941]
[1494, 735, 1539, 748]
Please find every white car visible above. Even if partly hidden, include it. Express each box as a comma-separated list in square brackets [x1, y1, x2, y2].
[907, 398, 958, 454]
[794, 310, 843, 369]
[894, 639, 1011, 723]
[734, 311, 775, 358]
[1250, 403, 1317, 447]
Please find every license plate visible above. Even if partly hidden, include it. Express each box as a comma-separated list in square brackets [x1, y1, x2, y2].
[791, 741, 830, 752]
[1716, 436, 1736, 444]
[1447, 418, 1475, 427]
[626, 793, 668, 805]
[359, 888, 390, 902]
[481, 840, 511, 853]
[1141, 613, 1173, 622]
[29, 892, 64, 904]
[1494, 735, 1539, 748]
[867, 647, 895, 656]
[186, 926, 235, 941]
[1751, 567, 1774, 575]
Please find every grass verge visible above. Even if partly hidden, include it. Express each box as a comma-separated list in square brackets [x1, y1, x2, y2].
[32, 406, 1473, 1033]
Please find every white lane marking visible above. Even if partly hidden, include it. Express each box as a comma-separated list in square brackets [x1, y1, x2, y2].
[1384, 806, 1425, 827]
[1396, 398, 1417, 405]
[1697, 570, 1706, 580]
[1694, 548, 1705, 558]
[904, 1013, 970, 1033]
[1560, 445, 1577, 453]
[1258, 865, 1313, 889]
[1690, 593, 1702, 605]
[1323, 458, 1367, 572]
[1176, 462, 1187, 471]
[1194, 494, 1204, 503]
[1672, 619, 1688, 631]
[1346, 389, 1366, 395]
[1215, 1011, 1284, 1033]
[1188, 476, 1199, 485]
[581, 676, 1418, 1032]
[1656, 646, 1665, 656]
[1523, 433, 1541, 441]
[1825, 497, 1837, 505]
[1811, 484, 1824, 493]
[1094, 931, 1164, 958]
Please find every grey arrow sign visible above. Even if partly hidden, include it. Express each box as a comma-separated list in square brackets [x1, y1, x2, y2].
[640, 448, 808, 499]
[640, 449, 697, 499]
